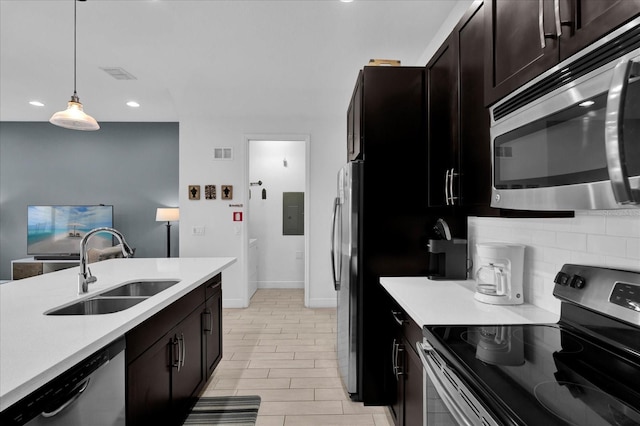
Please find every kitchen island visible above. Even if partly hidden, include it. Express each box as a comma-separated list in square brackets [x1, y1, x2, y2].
[0, 257, 236, 413]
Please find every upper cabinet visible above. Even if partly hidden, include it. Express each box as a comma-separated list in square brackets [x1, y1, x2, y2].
[485, 0, 640, 106]
[427, 1, 492, 210]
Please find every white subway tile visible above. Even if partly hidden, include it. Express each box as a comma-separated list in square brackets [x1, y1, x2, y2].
[570, 251, 606, 267]
[555, 232, 587, 251]
[628, 238, 640, 259]
[587, 234, 627, 257]
[571, 213, 606, 234]
[605, 256, 640, 272]
[605, 215, 640, 238]
[531, 230, 556, 247]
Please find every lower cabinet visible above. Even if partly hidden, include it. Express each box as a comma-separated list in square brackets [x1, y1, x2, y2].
[389, 308, 424, 426]
[125, 274, 222, 426]
[203, 277, 223, 378]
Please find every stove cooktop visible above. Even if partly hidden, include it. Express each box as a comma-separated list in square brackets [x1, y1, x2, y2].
[426, 321, 640, 425]
[424, 264, 640, 426]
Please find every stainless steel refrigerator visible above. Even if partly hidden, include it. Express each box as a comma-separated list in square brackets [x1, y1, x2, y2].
[331, 161, 362, 396]
[330, 66, 465, 404]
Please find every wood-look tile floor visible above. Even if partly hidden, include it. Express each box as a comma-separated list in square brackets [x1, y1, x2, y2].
[201, 289, 393, 426]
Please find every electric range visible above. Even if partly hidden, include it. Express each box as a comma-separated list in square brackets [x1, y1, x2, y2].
[420, 264, 640, 425]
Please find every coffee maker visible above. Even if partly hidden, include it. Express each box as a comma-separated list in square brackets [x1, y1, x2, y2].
[426, 219, 467, 280]
[474, 243, 525, 305]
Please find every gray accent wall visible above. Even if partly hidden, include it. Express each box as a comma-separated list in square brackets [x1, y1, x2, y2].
[0, 122, 179, 280]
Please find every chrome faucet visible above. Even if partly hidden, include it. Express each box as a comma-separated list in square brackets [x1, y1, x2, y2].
[78, 227, 134, 294]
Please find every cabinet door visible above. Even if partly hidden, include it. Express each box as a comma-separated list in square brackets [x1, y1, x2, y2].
[171, 307, 205, 423]
[559, 0, 640, 60]
[204, 288, 222, 378]
[459, 1, 492, 208]
[427, 34, 458, 208]
[349, 76, 363, 161]
[403, 337, 423, 426]
[485, 0, 559, 106]
[126, 336, 172, 426]
[390, 337, 405, 426]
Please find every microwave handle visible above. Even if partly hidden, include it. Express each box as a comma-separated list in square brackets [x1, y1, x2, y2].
[605, 59, 640, 205]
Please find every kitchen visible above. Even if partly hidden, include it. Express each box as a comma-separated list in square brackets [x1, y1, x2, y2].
[2, 1, 640, 425]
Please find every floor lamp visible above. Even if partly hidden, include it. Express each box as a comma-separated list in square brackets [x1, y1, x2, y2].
[156, 208, 179, 258]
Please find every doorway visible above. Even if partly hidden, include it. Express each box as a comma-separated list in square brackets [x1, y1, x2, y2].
[245, 135, 310, 306]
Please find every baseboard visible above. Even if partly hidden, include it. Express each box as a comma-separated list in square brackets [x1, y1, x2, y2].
[307, 297, 337, 308]
[222, 297, 247, 308]
[257, 281, 304, 289]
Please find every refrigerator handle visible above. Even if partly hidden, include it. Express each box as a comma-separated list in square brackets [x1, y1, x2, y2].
[330, 197, 342, 290]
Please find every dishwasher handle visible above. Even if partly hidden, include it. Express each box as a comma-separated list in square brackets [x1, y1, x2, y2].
[40, 378, 91, 418]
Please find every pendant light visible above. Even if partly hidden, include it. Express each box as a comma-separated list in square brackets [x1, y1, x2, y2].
[50, 0, 99, 131]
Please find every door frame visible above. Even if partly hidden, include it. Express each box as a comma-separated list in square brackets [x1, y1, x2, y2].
[243, 134, 311, 307]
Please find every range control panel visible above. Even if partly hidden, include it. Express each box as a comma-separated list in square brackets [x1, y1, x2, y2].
[553, 264, 640, 326]
[610, 282, 640, 312]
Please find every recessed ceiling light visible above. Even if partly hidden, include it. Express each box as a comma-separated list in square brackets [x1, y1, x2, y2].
[29, 101, 45, 107]
[340, 0, 354, 3]
[126, 101, 140, 108]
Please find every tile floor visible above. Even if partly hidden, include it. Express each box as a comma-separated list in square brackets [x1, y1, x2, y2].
[201, 289, 393, 426]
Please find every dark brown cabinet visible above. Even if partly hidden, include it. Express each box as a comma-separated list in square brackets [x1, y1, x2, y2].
[389, 308, 423, 426]
[427, 1, 492, 211]
[347, 78, 363, 161]
[485, 0, 640, 106]
[203, 275, 223, 378]
[126, 274, 222, 426]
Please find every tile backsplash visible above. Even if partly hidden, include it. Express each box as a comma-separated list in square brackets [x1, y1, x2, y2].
[468, 211, 640, 314]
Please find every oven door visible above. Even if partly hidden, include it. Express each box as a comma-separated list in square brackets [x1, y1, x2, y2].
[416, 340, 498, 426]
[490, 29, 640, 211]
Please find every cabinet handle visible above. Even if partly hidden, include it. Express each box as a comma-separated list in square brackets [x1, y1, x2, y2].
[391, 310, 407, 326]
[203, 310, 213, 335]
[395, 344, 406, 379]
[180, 333, 186, 368]
[553, 0, 562, 38]
[449, 168, 458, 205]
[538, 0, 546, 48]
[172, 337, 181, 372]
[444, 169, 451, 205]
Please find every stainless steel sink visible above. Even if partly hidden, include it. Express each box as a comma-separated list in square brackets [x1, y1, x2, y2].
[46, 297, 147, 315]
[45, 279, 181, 315]
[99, 280, 180, 297]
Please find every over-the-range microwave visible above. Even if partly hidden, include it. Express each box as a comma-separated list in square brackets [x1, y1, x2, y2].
[490, 17, 640, 211]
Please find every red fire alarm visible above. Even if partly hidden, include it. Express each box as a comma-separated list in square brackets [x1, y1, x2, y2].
[233, 212, 243, 222]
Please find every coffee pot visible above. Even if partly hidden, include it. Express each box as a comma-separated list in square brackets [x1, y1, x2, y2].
[474, 243, 525, 305]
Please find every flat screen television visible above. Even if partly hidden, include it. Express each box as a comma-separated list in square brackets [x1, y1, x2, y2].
[27, 205, 114, 260]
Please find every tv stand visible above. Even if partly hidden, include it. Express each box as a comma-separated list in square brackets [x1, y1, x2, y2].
[11, 258, 79, 280]
[34, 255, 80, 261]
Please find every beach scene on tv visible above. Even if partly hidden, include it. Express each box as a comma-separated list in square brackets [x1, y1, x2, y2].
[27, 205, 114, 256]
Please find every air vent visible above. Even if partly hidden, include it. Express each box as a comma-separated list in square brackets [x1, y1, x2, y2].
[213, 148, 233, 160]
[100, 67, 137, 80]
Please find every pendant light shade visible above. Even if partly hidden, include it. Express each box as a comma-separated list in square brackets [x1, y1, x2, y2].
[50, 92, 99, 131]
[50, 0, 99, 131]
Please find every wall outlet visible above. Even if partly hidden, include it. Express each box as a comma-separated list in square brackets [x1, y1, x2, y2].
[192, 226, 205, 236]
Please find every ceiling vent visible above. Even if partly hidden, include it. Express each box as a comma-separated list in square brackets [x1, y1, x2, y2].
[101, 67, 137, 80]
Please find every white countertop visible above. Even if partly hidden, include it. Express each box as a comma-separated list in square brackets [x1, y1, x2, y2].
[380, 276, 559, 327]
[0, 257, 236, 411]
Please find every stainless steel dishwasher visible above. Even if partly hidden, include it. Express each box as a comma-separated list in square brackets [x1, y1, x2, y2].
[1, 337, 126, 426]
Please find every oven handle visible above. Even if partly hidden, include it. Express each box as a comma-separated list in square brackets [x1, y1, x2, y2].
[605, 58, 640, 205]
[417, 341, 475, 426]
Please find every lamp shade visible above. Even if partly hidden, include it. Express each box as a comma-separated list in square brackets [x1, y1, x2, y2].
[156, 208, 180, 222]
[49, 96, 100, 131]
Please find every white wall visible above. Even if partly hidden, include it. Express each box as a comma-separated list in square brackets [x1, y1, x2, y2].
[249, 140, 306, 290]
[468, 212, 640, 314]
[179, 114, 343, 308]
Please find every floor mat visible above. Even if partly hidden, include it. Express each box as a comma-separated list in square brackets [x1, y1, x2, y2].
[182, 395, 261, 426]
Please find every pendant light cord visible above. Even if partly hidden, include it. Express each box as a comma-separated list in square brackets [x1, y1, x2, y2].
[73, 0, 77, 97]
